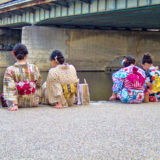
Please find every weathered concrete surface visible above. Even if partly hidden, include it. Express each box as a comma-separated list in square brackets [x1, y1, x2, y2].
[0, 102, 160, 160]
[0, 51, 15, 68]
[22, 26, 160, 71]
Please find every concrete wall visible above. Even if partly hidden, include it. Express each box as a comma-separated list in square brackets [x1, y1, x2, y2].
[22, 26, 160, 71]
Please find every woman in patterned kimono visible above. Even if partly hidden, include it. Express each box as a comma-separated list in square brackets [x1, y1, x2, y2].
[46, 50, 79, 109]
[142, 53, 160, 102]
[2, 43, 42, 111]
[109, 56, 146, 104]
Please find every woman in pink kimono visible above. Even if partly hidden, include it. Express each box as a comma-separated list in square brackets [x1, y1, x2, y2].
[109, 56, 146, 103]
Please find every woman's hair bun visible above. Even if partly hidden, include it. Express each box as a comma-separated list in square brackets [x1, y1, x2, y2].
[16, 54, 25, 60]
[57, 56, 65, 64]
[50, 50, 65, 64]
[13, 43, 28, 60]
[142, 52, 152, 64]
[123, 55, 135, 67]
[143, 53, 151, 59]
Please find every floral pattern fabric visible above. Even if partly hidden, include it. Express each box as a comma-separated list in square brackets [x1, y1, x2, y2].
[3, 62, 42, 107]
[46, 64, 79, 106]
[117, 88, 144, 104]
[112, 65, 146, 104]
[17, 81, 36, 95]
[145, 66, 160, 102]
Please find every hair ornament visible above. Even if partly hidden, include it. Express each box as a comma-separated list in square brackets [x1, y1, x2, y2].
[11, 51, 15, 55]
[121, 58, 127, 66]
[55, 56, 59, 63]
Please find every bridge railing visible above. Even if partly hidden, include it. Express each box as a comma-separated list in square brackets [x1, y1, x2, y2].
[0, 0, 34, 9]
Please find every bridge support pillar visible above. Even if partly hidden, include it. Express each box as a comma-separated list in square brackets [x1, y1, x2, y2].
[22, 26, 160, 72]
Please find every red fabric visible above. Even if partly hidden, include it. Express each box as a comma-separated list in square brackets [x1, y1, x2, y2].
[149, 96, 157, 102]
[17, 81, 36, 95]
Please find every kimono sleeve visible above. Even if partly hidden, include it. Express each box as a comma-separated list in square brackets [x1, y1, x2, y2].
[34, 65, 42, 88]
[3, 67, 18, 102]
[112, 69, 128, 93]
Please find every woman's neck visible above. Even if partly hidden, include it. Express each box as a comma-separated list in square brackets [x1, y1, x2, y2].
[17, 59, 27, 65]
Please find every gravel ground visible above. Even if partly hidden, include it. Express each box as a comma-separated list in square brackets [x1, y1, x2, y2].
[0, 102, 160, 160]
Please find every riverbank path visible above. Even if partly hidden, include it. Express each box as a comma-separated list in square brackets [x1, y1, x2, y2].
[0, 102, 160, 160]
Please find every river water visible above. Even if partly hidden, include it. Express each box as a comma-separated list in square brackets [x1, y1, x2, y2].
[0, 69, 113, 101]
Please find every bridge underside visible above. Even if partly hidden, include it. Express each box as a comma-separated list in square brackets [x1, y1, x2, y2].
[0, 0, 160, 30]
[37, 5, 160, 30]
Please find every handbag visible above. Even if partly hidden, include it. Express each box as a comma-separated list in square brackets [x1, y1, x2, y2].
[77, 79, 90, 105]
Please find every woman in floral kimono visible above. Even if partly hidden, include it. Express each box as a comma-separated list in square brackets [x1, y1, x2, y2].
[46, 50, 79, 109]
[109, 56, 146, 103]
[142, 53, 160, 102]
[2, 43, 42, 111]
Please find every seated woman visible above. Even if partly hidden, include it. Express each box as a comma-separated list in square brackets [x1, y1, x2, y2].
[109, 56, 146, 104]
[2, 43, 42, 111]
[46, 50, 79, 109]
[142, 53, 160, 102]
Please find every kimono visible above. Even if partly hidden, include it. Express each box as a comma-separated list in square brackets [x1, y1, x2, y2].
[3, 62, 42, 107]
[112, 65, 146, 104]
[145, 66, 160, 102]
[46, 64, 79, 107]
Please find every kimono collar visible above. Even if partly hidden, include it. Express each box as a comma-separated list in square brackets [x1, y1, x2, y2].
[57, 63, 70, 70]
[14, 62, 29, 67]
[149, 65, 158, 70]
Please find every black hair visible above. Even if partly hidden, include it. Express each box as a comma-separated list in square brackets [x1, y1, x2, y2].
[142, 53, 152, 64]
[123, 55, 136, 67]
[13, 43, 28, 60]
[50, 50, 65, 64]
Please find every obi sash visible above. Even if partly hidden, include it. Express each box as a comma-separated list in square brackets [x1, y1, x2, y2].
[62, 83, 77, 100]
[124, 67, 145, 90]
[151, 74, 160, 93]
[17, 81, 36, 95]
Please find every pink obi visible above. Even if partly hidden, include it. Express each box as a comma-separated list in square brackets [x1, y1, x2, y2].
[124, 67, 145, 90]
[17, 81, 36, 95]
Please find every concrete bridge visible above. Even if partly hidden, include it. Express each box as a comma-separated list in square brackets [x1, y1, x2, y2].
[0, 0, 160, 72]
[0, 0, 160, 29]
